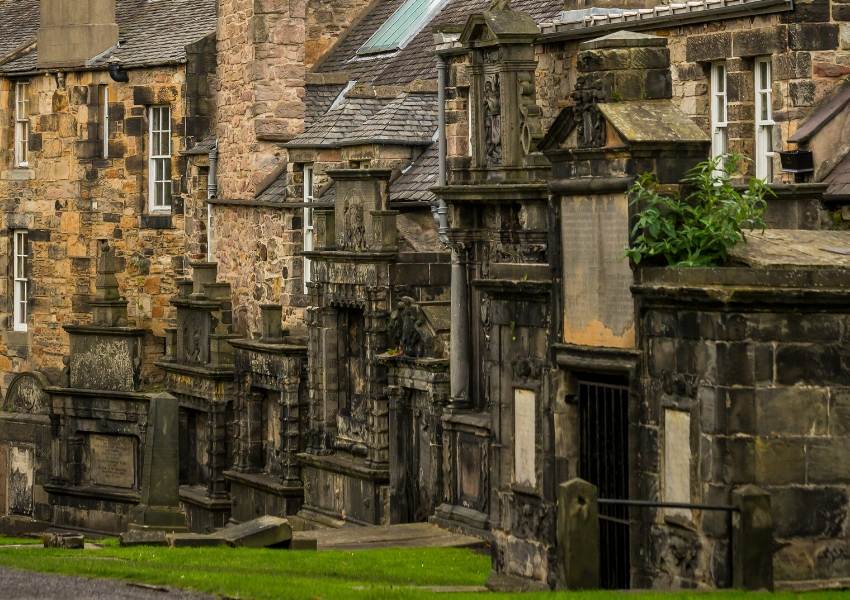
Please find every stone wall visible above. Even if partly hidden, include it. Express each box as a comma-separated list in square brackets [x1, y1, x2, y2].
[210, 204, 303, 335]
[530, 12, 850, 179]
[635, 268, 850, 587]
[0, 66, 197, 392]
[306, 0, 373, 68]
[215, 0, 372, 200]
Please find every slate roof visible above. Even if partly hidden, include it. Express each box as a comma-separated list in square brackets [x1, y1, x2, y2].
[823, 153, 850, 200]
[539, 0, 793, 38]
[256, 171, 288, 203]
[0, 0, 217, 74]
[0, 0, 39, 64]
[315, 0, 564, 86]
[343, 92, 438, 146]
[306, 84, 349, 127]
[286, 96, 386, 148]
[391, 143, 438, 203]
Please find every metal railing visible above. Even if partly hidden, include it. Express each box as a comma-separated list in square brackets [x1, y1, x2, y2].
[597, 498, 740, 588]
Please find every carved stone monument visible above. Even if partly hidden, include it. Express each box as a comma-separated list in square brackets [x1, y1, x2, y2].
[157, 262, 237, 532]
[46, 241, 186, 534]
[225, 304, 308, 522]
[299, 168, 450, 527]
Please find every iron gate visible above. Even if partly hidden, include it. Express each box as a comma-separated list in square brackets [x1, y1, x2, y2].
[577, 377, 630, 589]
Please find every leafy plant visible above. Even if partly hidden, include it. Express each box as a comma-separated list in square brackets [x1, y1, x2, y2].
[625, 154, 772, 267]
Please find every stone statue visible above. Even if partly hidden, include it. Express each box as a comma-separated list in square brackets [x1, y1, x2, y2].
[484, 74, 502, 165]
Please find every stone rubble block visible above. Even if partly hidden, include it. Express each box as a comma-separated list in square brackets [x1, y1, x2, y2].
[42, 532, 85, 549]
[166, 515, 292, 549]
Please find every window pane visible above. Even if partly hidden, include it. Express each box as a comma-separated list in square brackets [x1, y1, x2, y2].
[162, 180, 172, 207]
[358, 0, 443, 54]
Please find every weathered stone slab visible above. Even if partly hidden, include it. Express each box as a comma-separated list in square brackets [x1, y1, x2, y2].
[167, 516, 292, 549]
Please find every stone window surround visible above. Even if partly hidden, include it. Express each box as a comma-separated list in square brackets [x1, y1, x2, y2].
[754, 57, 774, 181]
[710, 61, 728, 161]
[148, 104, 173, 213]
[99, 84, 109, 160]
[12, 229, 28, 332]
[303, 164, 314, 294]
[13, 80, 30, 168]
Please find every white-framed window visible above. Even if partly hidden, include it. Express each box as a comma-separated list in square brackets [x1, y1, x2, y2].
[754, 58, 774, 181]
[13, 230, 28, 332]
[100, 84, 109, 159]
[14, 81, 29, 167]
[303, 165, 314, 294]
[710, 63, 728, 163]
[148, 105, 172, 211]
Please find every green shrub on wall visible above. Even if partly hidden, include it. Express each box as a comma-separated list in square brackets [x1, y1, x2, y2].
[626, 155, 772, 267]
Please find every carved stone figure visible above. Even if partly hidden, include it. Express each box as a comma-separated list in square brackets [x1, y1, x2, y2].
[387, 297, 438, 358]
[483, 74, 502, 165]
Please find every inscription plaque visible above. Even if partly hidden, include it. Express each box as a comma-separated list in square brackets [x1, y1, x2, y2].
[8, 446, 34, 516]
[88, 434, 136, 489]
[664, 409, 692, 518]
[513, 389, 536, 488]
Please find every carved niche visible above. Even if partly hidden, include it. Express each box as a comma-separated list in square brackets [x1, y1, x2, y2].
[336, 186, 367, 252]
[387, 297, 441, 358]
[3, 372, 49, 415]
[483, 69, 502, 167]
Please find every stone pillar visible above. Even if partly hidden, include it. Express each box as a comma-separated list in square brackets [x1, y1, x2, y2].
[573, 31, 672, 148]
[732, 486, 774, 591]
[449, 244, 470, 407]
[556, 478, 600, 589]
[127, 392, 187, 532]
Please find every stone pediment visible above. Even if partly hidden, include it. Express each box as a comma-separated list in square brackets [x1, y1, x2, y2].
[540, 100, 708, 152]
[598, 101, 709, 144]
[459, 5, 539, 49]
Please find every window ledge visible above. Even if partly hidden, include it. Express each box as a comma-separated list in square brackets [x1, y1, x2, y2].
[1, 169, 34, 181]
[139, 214, 173, 229]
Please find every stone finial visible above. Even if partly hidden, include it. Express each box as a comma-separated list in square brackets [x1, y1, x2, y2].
[189, 262, 219, 299]
[490, 0, 511, 9]
[91, 239, 129, 327]
[260, 304, 285, 342]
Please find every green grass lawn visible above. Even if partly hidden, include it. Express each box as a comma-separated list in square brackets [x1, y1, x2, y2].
[0, 535, 40, 545]
[0, 541, 845, 599]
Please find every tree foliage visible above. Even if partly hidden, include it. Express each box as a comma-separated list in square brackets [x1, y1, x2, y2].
[625, 155, 771, 267]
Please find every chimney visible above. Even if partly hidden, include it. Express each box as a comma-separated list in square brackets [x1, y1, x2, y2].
[37, 0, 119, 69]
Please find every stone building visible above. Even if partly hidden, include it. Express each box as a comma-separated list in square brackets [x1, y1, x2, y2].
[432, 0, 850, 591]
[3, 0, 850, 593]
[0, 0, 216, 530]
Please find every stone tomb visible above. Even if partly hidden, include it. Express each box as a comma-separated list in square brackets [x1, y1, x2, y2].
[47, 242, 185, 534]
[225, 304, 308, 522]
[299, 168, 450, 527]
[0, 372, 51, 527]
[158, 262, 237, 532]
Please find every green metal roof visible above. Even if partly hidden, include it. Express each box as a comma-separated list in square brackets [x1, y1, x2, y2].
[357, 0, 446, 56]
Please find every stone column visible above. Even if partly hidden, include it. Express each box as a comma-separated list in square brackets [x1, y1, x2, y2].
[449, 244, 470, 407]
[127, 392, 187, 532]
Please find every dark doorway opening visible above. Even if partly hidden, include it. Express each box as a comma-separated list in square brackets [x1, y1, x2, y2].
[577, 376, 630, 589]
